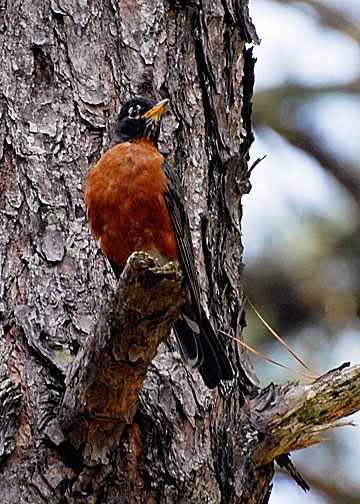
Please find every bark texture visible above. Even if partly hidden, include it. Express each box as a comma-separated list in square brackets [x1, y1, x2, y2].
[58, 253, 184, 465]
[1, 1, 359, 503]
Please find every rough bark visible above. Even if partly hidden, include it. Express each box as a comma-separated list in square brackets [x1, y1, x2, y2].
[58, 252, 184, 464]
[1, 1, 359, 503]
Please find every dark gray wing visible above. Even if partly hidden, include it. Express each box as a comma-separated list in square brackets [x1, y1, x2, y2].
[162, 161, 235, 388]
[162, 161, 202, 317]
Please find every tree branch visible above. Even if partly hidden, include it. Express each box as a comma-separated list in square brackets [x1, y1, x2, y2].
[58, 252, 185, 464]
[251, 362, 360, 467]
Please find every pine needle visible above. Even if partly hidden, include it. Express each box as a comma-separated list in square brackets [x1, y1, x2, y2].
[219, 329, 318, 380]
[243, 294, 320, 377]
[225, 261, 321, 377]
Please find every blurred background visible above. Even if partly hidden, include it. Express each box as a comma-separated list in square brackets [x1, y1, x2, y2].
[244, 0, 360, 502]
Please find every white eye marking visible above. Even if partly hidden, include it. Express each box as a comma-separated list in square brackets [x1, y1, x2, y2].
[128, 104, 141, 119]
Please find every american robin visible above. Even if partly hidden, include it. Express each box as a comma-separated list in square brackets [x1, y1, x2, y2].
[84, 96, 235, 388]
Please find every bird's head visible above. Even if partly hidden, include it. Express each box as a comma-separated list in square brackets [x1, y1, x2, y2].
[113, 96, 169, 145]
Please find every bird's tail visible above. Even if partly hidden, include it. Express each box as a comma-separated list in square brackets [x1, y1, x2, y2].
[173, 304, 252, 390]
[197, 307, 234, 388]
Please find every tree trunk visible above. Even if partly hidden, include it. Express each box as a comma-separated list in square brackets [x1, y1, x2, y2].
[1, 1, 359, 503]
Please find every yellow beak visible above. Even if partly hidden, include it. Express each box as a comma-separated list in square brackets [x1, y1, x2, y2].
[141, 98, 169, 120]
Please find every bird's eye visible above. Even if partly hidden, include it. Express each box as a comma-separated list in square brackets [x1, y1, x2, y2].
[128, 105, 141, 119]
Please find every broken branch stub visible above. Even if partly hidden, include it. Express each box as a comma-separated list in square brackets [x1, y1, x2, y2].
[251, 363, 360, 467]
[59, 252, 185, 463]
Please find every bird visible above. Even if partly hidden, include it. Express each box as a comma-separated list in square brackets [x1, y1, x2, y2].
[84, 96, 238, 389]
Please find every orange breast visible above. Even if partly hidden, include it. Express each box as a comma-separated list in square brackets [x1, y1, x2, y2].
[84, 139, 178, 268]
